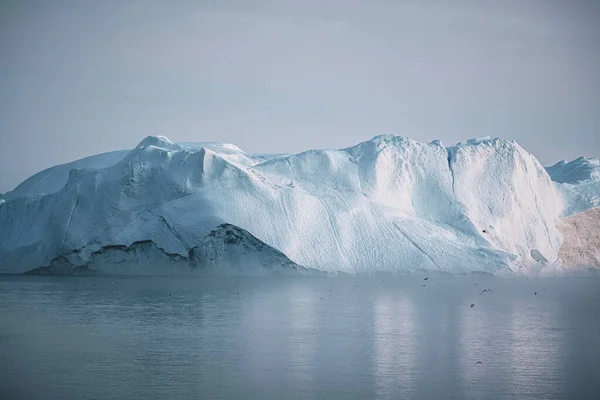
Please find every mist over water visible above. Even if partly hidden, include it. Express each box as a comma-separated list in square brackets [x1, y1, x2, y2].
[1, 275, 599, 399]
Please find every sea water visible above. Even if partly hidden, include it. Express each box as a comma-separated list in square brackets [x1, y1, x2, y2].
[1, 274, 599, 399]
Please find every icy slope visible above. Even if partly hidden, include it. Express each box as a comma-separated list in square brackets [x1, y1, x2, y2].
[2, 140, 273, 202]
[546, 157, 600, 216]
[546, 157, 600, 184]
[0, 135, 564, 275]
[3, 150, 129, 202]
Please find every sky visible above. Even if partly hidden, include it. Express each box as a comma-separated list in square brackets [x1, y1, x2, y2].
[1, 0, 599, 193]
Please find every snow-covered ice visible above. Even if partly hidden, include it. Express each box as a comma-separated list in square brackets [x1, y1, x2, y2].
[0, 134, 597, 275]
[546, 157, 600, 217]
[546, 157, 600, 184]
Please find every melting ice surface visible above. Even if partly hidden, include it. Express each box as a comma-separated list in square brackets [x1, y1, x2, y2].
[1, 274, 599, 400]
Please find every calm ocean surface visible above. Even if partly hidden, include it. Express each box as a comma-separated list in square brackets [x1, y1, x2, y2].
[0, 274, 599, 400]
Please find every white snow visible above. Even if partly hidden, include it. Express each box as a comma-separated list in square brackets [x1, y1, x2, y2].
[3, 150, 129, 201]
[0, 134, 584, 275]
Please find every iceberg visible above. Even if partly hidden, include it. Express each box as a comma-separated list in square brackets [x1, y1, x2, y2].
[0, 134, 596, 275]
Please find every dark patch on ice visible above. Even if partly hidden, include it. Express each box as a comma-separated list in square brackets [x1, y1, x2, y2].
[25, 264, 104, 276]
[530, 249, 548, 263]
[26, 223, 322, 276]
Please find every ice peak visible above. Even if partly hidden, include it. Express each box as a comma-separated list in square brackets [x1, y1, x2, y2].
[178, 142, 244, 154]
[546, 156, 600, 184]
[452, 136, 506, 148]
[364, 134, 510, 150]
[135, 135, 175, 150]
[346, 134, 415, 152]
[369, 134, 412, 144]
[466, 136, 493, 145]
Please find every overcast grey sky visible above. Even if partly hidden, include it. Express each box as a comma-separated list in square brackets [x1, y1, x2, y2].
[1, 0, 599, 192]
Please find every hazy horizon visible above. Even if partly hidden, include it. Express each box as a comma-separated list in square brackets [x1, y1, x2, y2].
[2, 0, 599, 193]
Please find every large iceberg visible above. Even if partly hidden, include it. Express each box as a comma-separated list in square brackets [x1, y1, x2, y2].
[0, 134, 593, 275]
